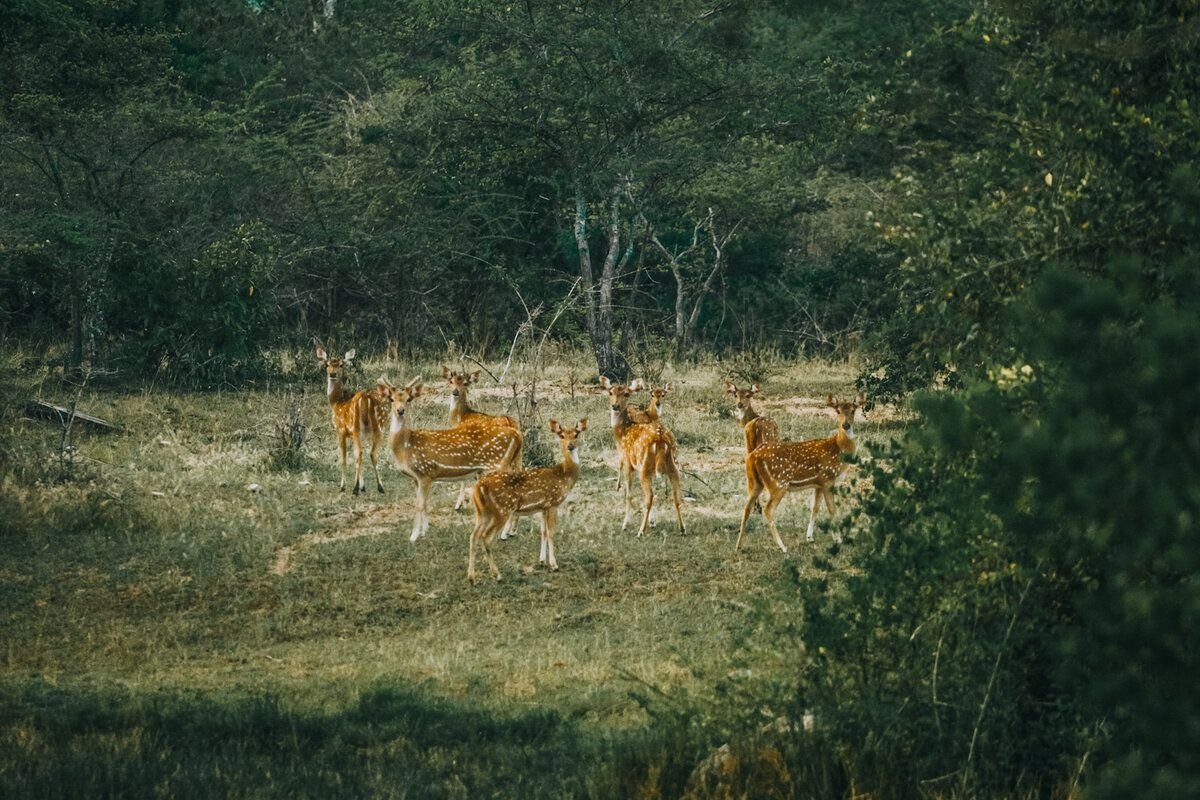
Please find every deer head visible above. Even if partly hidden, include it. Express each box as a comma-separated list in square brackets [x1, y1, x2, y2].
[724, 381, 763, 422]
[549, 418, 588, 462]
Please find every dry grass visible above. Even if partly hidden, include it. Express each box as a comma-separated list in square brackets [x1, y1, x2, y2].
[0, 347, 900, 795]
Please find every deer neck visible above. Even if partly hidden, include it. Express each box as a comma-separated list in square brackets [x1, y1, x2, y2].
[738, 404, 759, 425]
[612, 406, 637, 435]
[389, 408, 413, 452]
[327, 375, 347, 405]
[448, 392, 472, 425]
[834, 424, 857, 455]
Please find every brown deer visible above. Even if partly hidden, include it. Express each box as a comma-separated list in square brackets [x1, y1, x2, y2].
[467, 418, 588, 583]
[315, 344, 385, 495]
[626, 383, 671, 424]
[442, 366, 520, 429]
[723, 381, 780, 454]
[379, 377, 524, 542]
[442, 366, 523, 515]
[599, 377, 685, 536]
[737, 394, 865, 553]
[617, 382, 670, 490]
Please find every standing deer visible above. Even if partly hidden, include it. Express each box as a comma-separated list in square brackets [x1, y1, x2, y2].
[599, 377, 685, 536]
[380, 377, 523, 542]
[442, 366, 523, 516]
[468, 419, 588, 583]
[617, 383, 670, 490]
[442, 366, 520, 429]
[737, 394, 865, 553]
[723, 381, 780, 454]
[626, 383, 671, 424]
[315, 344, 385, 495]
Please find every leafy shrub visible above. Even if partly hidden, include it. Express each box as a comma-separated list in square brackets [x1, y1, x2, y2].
[732, 243, 1200, 797]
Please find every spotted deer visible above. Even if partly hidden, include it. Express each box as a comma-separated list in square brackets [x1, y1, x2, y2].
[315, 344, 385, 494]
[442, 366, 520, 430]
[442, 366, 523, 514]
[723, 381, 780, 454]
[627, 383, 671, 424]
[617, 383, 670, 490]
[599, 377, 685, 536]
[380, 377, 524, 542]
[467, 419, 588, 583]
[737, 394, 865, 553]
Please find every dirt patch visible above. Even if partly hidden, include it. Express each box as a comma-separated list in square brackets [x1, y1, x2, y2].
[269, 505, 404, 576]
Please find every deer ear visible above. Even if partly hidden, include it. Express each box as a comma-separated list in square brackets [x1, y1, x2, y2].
[629, 378, 645, 392]
[441, 366, 452, 379]
[377, 375, 392, 389]
[315, 346, 328, 363]
[827, 394, 836, 408]
[576, 418, 588, 432]
[548, 419, 561, 434]
[466, 370, 479, 384]
[343, 348, 356, 363]
[724, 380, 736, 394]
[598, 376, 612, 389]
[858, 392, 867, 408]
[751, 383, 762, 395]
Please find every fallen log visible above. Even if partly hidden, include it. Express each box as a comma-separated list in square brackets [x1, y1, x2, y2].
[23, 400, 120, 432]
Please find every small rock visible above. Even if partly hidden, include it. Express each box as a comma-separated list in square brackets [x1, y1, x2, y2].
[246, 483, 262, 493]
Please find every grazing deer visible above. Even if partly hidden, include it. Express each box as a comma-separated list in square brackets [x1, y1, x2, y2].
[737, 394, 865, 553]
[315, 344, 385, 495]
[468, 419, 588, 583]
[723, 381, 780, 454]
[442, 366, 523, 515]
[599, 377, 685, 536]
[380, 377, 524, 542]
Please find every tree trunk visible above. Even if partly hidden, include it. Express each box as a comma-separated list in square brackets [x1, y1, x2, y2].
[575, 183, 630, 381]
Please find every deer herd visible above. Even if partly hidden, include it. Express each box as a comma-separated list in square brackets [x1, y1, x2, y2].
[314, 344, 866, 583]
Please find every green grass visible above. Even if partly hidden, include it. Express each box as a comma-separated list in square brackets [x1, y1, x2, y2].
[0, 346, 891, 797]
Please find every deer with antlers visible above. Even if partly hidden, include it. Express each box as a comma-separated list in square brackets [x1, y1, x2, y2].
[599, 377, 685, 536]
[467, 419, 588, 583]
[315, 344, 386, 495]
[379, 377, 524, 542]
[737, 394, 864, 553]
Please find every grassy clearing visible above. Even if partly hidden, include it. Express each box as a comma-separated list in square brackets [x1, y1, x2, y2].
[0, 345, 895, 797]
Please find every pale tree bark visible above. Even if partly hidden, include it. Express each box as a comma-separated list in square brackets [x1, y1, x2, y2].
[574, 183, 631, 380]
[642, 206, 742, 353]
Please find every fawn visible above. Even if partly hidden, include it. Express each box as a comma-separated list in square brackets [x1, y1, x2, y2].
[467, 419, 588, 583]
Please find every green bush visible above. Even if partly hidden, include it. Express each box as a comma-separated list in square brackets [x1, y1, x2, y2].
[735, 245, 1200, 797]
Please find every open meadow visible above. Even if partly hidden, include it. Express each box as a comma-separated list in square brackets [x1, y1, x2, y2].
[0, 349, 895, 798]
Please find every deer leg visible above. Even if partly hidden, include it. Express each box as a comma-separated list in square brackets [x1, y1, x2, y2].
[369, 428, 384, 493]
[763, 487, 789, 554]
[411, 478, 431, 542]
[621, 460, 635, 531]
[351, 433, 364, 495]
[637, 465, 655, 538]
[737, 477, 765, 551]
[483, 515, 503, 581]
[468, 517, 486, 584]
[822, 487, 842, 543]
[338, 434, 348, 491]
[545, 508, 559, 570]
[454, 484, 471, 510]
[667, 463, 685, 535]
[805, 488, 821, 543]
